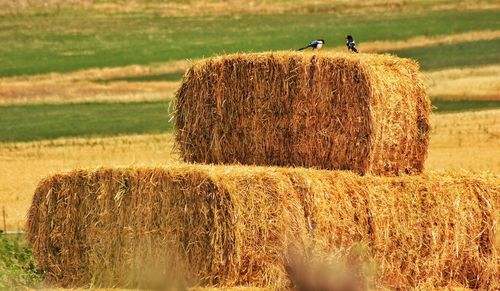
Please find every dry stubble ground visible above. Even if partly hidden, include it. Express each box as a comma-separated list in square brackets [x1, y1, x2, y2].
[0, 110, 498, 231]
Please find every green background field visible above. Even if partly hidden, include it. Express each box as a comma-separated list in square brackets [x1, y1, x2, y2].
[1, 9, 499, 77]
[1, 6, 499, 142]
[0, 101, 173, 142]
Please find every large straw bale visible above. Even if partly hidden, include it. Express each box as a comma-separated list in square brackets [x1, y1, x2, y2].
[26, 165, 498, 289]
[175, 52, 431, 175]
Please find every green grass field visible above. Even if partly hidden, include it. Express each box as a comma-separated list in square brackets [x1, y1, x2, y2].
[0, 101, 173, 142]
[1, 9, 498, 77]
[390, 39, 500, 71]
[432, 100, 500, 113]
[1, 99, 498, 142]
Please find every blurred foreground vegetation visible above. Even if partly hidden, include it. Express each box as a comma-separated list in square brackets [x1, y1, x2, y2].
[0, 234, 41, 289]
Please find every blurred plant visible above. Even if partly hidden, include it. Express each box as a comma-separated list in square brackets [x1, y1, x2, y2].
[0, 234, 42, 289]
[286, 243, 376, 291]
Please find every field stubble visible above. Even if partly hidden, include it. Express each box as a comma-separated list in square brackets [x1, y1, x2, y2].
[0, 61, 189, 104]
[424, 65, 500, 100]
[0, 134, 177, 230]
[426, 109, 500, 171]
[329, 30, 500, 54]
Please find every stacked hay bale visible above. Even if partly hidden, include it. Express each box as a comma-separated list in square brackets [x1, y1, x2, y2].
[26, 166, 499, 289]
[26, 52, 499, 290]
[176, 52, 431, 175]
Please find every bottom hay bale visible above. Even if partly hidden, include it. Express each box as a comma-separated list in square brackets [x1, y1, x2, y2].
[26, 165, 499, 289]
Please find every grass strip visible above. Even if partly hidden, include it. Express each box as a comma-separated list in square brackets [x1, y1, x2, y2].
[431, 99, 500, 113]
[389, 39, 500, 71]
[0, 100, 173, 142]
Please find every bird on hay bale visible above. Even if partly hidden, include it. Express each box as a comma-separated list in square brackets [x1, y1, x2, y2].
[298, 39, 325, 51]
[346, 35, 359, 53]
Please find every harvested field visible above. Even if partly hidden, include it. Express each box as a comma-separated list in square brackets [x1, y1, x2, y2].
[26, 165, 499, 290]
[0, 61, 189, 104]
[427, 109, 500, 171]
[0, 80, 178, 105]
[176, 52, 430, 175]
[329, 30, 500, 53]
[424, 65, 500, 100]
[0, 134, 177, 230]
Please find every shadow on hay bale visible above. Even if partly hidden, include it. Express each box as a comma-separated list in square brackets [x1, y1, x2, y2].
[175, 52, 431, 176]
[26, 165, 498, 289]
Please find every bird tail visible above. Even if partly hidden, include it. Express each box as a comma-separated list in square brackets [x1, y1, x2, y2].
[353, 47, 359, 53]
[297, 45, 310, 51]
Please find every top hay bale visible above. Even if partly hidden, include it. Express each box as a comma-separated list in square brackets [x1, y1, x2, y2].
[175, 52, 431, 175]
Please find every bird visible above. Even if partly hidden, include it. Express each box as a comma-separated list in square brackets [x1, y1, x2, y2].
[346, 35, 358, 53]
[298, 39, 325, 51]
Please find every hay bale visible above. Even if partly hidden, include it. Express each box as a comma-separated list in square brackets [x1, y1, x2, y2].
[26, 165, 498, 289]
[175, 52, 431, 175]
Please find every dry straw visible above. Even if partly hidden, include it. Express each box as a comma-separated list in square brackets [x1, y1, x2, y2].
[175, 52, 431, 175]
[26, 165, 498, 290]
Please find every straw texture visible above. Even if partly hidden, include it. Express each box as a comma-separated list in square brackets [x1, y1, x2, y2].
[175, 52, 431, 175]
[26, 165, 499, 289]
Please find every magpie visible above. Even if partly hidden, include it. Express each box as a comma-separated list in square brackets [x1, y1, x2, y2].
[298, 39, 325, 51]
[346, 35, 358, 53]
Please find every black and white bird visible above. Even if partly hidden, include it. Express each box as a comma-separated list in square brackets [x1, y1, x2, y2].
[298, 39, 325, 51]
[346, 35, 358, 53]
